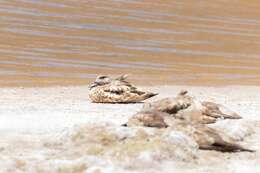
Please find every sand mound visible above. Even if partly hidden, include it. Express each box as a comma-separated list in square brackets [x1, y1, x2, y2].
[57, 123, 199, 163]
[0, 123, 199, 173]
[0, 119, 257, 173]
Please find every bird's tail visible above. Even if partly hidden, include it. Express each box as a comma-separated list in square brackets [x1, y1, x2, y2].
[201, 142, 255, 152]
[225, 143, 255, 152]
[142, 92, 158, 100]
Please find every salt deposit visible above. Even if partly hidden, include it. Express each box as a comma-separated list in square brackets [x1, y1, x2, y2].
[0, 85, 259, 172]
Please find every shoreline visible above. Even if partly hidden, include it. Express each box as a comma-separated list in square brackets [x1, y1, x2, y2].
[1, 78, 260, 88]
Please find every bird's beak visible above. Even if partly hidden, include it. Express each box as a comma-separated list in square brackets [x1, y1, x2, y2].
[89, 82, 98, 89]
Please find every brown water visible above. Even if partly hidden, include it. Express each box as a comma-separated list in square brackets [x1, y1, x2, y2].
[1, 0, 260, 87]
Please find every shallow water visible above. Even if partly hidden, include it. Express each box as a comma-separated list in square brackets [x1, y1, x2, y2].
[1, 0, 260, 86]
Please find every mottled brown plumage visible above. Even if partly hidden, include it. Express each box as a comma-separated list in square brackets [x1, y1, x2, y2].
[143, 90, 242, 124]
[126, 111, 253, 152]
[171, 121, 253, 152]
[127, 110, 168, 128]
[142, 90, 193, 114]
[201, 101, 242, 119]
[89, 75, 158, 103]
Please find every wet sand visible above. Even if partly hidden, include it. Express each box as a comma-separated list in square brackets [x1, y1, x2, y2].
[0, 85, 260, 173]
[1, 0, 260, 86]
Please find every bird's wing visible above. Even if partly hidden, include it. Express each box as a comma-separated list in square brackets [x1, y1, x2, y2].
[217, 104, 242, 119]
[103, 84, 129, 94]
[202, 101, 242, 119]
[109, 75, 137, 90]
[114, 79, 137, 90]
[127, 111, 165, 128]
[99, 75, 157, 102]
[150, 97, 191, 114]
[194, 124, 253, 152]
[102, 79, 139, 94]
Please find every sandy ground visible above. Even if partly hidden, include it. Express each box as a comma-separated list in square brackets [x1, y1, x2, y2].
[0, 85, 260, 173]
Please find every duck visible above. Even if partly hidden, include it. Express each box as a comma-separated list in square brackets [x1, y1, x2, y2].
[201, 101, 241, 120]
[125, 110, 253, 152]
[143, 90, 241, 124]
[89, 75, 158, 103]
[173, 121, 253, 152]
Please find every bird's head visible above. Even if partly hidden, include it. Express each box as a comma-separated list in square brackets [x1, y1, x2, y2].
[89, 75, 111, 89]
